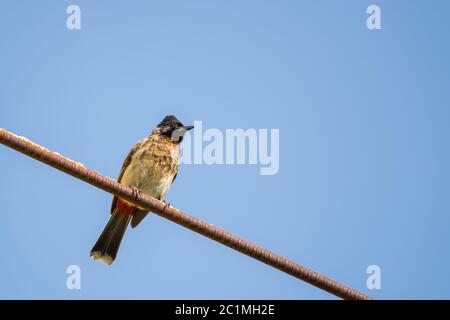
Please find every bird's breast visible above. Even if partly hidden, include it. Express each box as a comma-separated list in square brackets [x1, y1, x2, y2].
[120, 139, 179, 200]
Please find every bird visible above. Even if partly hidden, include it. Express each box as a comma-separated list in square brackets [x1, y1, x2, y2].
[90, 115, 194, 265]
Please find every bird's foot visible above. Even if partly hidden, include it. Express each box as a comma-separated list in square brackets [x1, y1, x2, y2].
[131, 186, 141, 200]
[160, 199, 171, 214]
[161, 199, 171, 208]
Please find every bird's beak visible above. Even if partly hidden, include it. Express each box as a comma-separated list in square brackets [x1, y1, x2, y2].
[171, 125, 194, 142]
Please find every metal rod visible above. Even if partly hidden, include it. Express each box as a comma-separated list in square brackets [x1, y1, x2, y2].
[0, 128, 371, 300]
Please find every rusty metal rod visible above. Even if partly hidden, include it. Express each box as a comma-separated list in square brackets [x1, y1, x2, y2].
[0, 128, 371, 300]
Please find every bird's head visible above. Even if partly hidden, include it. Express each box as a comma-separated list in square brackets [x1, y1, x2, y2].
[155, 115, 194, 143]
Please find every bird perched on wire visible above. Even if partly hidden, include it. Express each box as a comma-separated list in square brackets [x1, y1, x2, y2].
[90, 115, 194, 265]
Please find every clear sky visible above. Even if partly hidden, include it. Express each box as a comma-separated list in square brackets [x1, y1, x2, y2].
[1, 1, 449, 299]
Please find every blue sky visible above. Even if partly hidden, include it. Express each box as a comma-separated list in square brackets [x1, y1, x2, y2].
[1, 1, 449, 299]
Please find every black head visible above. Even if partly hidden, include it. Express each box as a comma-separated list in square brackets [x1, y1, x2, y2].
[158, 115, 183, 129]
[156, 115, 194, 142]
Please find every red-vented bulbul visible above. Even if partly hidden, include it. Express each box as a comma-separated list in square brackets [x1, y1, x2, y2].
[90, 115, 193, 265]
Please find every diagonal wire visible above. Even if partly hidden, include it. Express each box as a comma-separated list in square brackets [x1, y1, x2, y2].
[0, 128, 372, 300]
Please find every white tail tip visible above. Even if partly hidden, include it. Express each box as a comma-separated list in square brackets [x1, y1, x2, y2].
[90, 251, 114, 265]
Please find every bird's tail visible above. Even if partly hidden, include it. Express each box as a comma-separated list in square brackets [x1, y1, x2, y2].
[90, 204, 133, 265]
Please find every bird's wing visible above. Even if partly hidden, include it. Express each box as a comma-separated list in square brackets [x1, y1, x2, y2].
[130, 209, 148, 228]
[110, 138, 148, 214]
[171, 172, 177, 185]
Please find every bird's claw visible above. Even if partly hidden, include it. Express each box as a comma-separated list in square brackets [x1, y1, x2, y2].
[162, 199, 171, 208]
[160, 199, 171, 214]
[131, 186, 141, 200]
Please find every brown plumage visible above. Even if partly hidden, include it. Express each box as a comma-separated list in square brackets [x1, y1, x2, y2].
[90, 115, 193, 265]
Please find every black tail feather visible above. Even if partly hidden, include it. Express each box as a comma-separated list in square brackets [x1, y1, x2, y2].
[90, 210, 131, 265]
